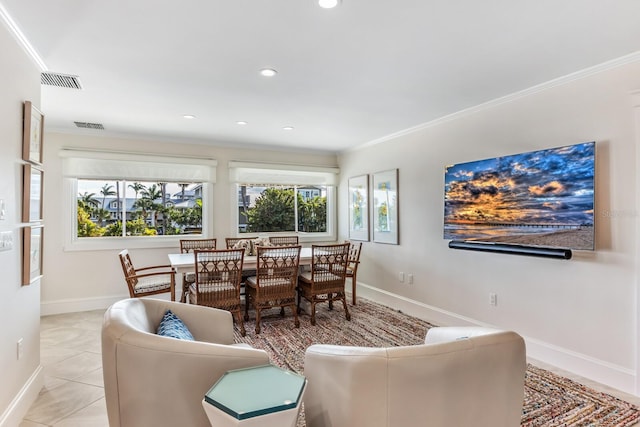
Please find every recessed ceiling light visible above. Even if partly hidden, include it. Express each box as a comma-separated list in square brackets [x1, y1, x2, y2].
[260, 68, 278, 77]
[183, 115, 196, 119]
[283, 126, 294, 131]
[236, 121, 248, 125]
[319, 0, 340, 8]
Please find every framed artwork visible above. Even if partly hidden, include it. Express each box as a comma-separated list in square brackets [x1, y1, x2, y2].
[22, 164, 43, 222]
[372, 169, 399, 245]
[23, 100, 44, 165]
[23, 225, 44, 285]
[348, 174, 369, 241]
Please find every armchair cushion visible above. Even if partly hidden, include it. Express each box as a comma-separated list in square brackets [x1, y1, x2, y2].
[156, 310, 194, 341]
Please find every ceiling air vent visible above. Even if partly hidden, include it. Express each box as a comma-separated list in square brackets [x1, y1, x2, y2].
[74, 121, 105, 130]
[41, 72, 83, 89]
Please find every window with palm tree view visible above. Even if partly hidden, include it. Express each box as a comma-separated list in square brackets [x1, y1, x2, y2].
[237, 185, 327, 234]
[77, 179, 203, 237]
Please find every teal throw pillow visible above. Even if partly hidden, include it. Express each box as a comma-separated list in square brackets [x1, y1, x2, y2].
[157, 309, 195, 341]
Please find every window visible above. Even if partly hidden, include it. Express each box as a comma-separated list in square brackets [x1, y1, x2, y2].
[77, 179, 203, 237]
[229, 161, 338, 240]
[61, 149, 216, 250]
[237, 184, 328, 233]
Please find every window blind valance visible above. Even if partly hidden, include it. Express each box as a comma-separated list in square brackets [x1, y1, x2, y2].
[228, 161, 339, 186]
[60, 149, 217, 182]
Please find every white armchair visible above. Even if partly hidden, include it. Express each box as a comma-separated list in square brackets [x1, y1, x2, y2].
[102, 298, 270, 427]
[303, 326, 526, 427]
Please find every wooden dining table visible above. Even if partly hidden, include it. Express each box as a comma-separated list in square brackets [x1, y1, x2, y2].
[168, 247, 313, 273]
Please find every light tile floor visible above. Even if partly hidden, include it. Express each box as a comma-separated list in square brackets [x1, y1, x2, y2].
[21, 310, 108, 427]
[21, 309, 640, 426]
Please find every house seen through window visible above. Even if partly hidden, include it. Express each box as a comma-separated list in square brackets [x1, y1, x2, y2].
[77, 179, 203, 237]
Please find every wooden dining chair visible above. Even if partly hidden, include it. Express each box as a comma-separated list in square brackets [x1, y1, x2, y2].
[346, 241, 362, 305]
[297, 242, 351, 326]
[190, 249, 246, 336]
[179, 238, 217, 303]
[118, 249, 176, 301]
[244, 245, 301, 334]
[268, 235, 299, 246]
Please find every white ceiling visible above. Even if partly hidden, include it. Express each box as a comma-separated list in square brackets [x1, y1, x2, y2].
[2, 0, 640, 153]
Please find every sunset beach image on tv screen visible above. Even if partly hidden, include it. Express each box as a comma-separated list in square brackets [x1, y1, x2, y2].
[444, 142, 595, 250]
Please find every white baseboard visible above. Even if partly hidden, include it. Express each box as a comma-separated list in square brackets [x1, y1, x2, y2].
[357, 282, 638, 397]
[40, 293, 181, 316]
[0, 366, 43, 427]
[41, 294, 129, 316]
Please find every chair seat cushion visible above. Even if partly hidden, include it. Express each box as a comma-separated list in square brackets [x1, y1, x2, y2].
[189, 282, 236, 293]
[156, 310, 194, 341]
[299, 271, 343, 284]
[245, 276, 291, 288]
[134, 274, 173, 294]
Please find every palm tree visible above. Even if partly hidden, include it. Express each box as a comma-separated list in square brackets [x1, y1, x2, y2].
[100, 183, 116, 209]
[128, 182, 145, 200]
[158, 182, 168, 234]
[128, 182, 146, 220]
[99, 183, 116, 226]
[94, 208, 111, 228]
[178, 183, 190, 202]
[115, 183, 121, 221]
[78, 192, 100, 216]
[139, 184, 163, 227]
[159, 182, 167, 206]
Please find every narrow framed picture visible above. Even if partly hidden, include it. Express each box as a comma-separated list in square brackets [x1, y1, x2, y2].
[23, 100, 44, 165]
[22, 164, 43, 223]
[372, 168, 399, 245]
[23, 225, 44, 285]
[348, 174, 369, 241]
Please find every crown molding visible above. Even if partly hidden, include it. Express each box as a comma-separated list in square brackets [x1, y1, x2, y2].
[0, 2, 47, 71]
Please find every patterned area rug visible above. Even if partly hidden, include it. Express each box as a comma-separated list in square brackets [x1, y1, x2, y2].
[233, 297, 639, 426]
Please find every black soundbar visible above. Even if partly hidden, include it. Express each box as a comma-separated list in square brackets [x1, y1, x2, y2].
[448, 240, 572, 260]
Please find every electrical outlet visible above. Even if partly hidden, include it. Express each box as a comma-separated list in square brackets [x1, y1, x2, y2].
[399, 272, 405, 283]
[407, 274, 414, 284]
[489, 293, 498, 306]
[17, 338, 23, 360]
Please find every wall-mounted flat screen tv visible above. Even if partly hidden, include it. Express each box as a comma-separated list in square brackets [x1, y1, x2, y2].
[444, 141, 595, 251]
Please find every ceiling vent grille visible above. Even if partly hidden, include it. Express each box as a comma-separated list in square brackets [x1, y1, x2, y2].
[74, 121, 104, 130]
[41, 72, 83, 89]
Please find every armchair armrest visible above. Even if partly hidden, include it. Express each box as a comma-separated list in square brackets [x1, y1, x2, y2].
[134, 264, 175, 273]
[424, 326, 503, 344]
[304, 345, 388, 427]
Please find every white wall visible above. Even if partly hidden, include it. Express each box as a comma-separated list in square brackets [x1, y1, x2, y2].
[41, 133, 337, 314]
[0, 22, 44, 427]
[338, 60, 640, 395]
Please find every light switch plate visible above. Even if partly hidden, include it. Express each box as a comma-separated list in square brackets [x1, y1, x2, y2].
[0, 231, 13, 251]
[0, 199, 5, 220]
